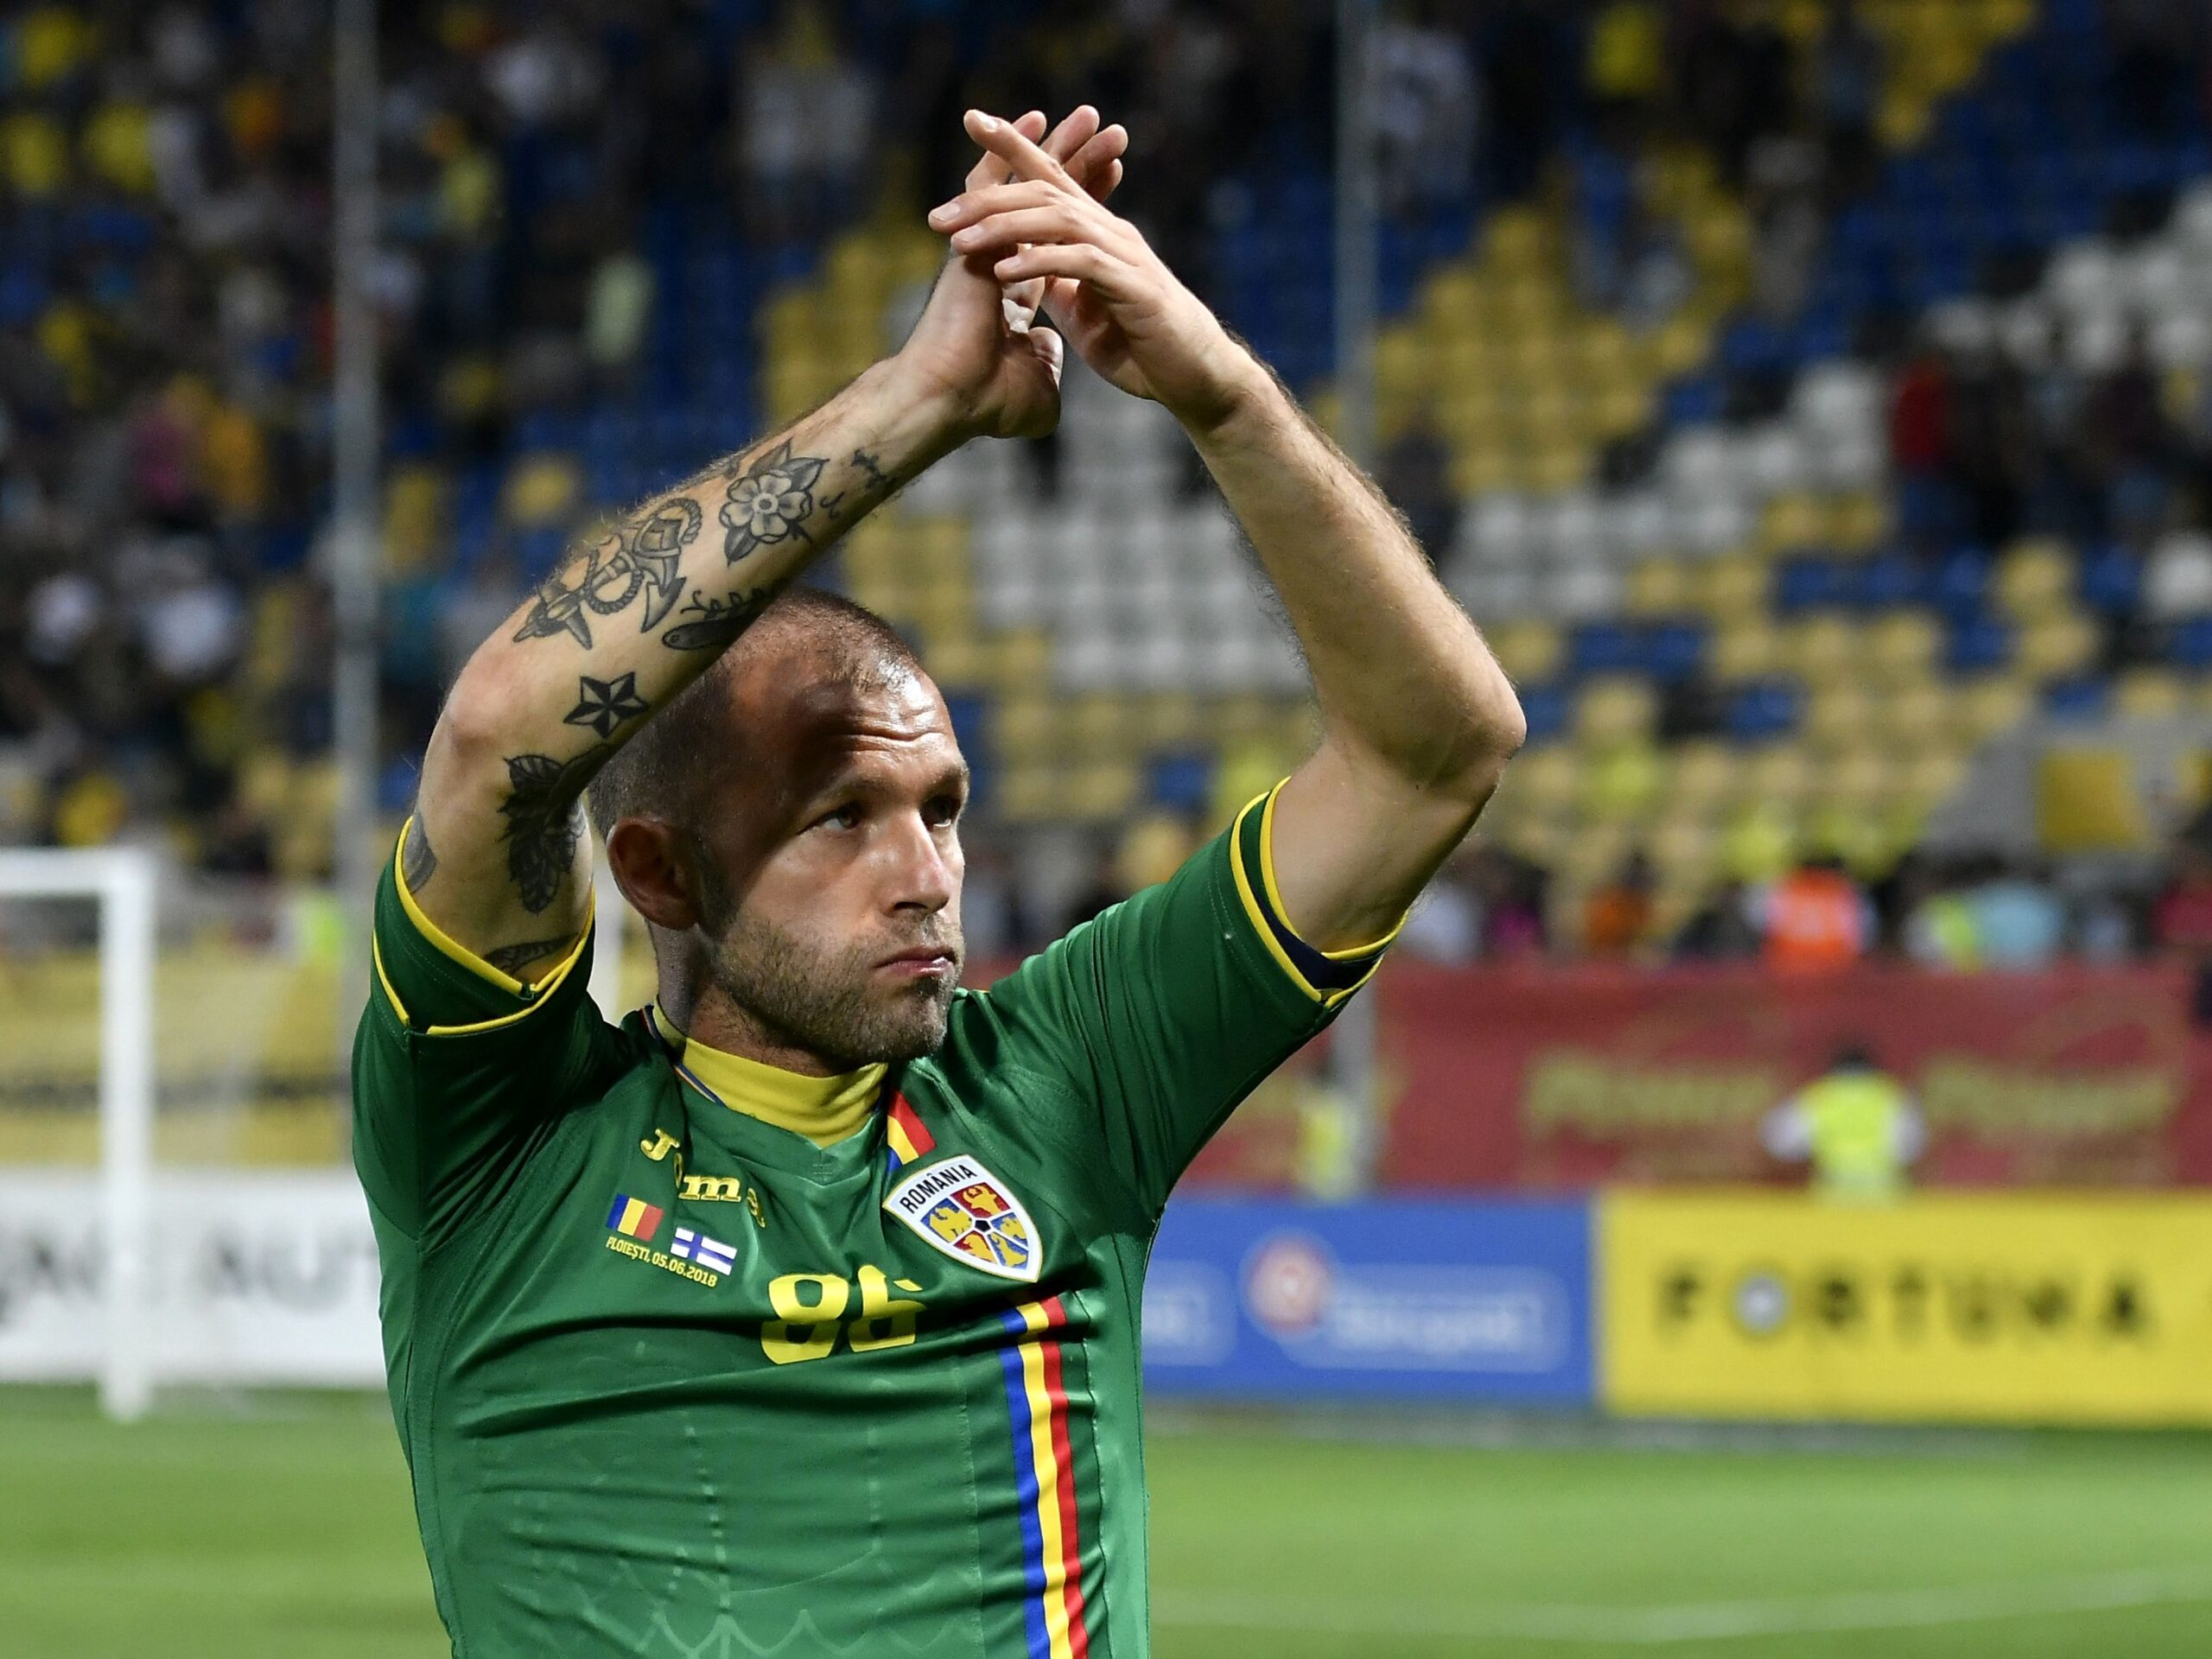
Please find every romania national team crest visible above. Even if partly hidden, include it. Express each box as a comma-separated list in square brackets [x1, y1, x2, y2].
[882, 1155, 1039, 1283]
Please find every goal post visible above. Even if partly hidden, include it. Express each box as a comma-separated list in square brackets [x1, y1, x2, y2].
[0, 846, 157, 1421]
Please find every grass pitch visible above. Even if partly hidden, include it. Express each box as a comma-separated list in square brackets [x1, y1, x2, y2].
[5, 1390, 2210, 1657]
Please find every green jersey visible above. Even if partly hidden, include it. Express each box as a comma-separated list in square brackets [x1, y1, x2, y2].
[353, 782, 1391, 1659]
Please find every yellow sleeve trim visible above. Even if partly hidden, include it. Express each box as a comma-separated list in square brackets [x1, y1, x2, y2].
[1256, 782, 1409, 962]
[422, 918, 590, 1036]
[387, 815, 594, 1037]
[393, 818, 524, 995]
[372, 935, 410, 1027]
[1229, 791, 1336, 1007]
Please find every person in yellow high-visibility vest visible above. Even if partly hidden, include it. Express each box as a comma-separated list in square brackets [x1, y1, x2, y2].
[1761, 1042, 1924, 1202]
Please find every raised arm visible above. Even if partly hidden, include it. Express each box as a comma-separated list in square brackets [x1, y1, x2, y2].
[408, 109, 1128, 976]
[931, 111, 1522, 950]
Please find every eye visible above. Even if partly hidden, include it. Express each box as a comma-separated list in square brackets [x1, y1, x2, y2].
[816, 804, 863, 831]
[924, 793, 963, 827]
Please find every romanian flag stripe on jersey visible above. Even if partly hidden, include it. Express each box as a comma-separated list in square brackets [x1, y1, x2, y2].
[606, 1194, 663, 1241]
[885, 1093, 935, 1172]
[998, 1296, 1090, 1659]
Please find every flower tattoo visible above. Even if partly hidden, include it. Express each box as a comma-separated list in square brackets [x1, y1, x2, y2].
[721, 441, 827, 564]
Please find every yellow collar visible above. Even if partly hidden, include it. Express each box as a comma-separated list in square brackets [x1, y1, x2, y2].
[650, 1004, 886, 1149]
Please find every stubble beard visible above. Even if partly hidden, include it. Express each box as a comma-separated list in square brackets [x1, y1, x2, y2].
[705, 906, 962, 1071]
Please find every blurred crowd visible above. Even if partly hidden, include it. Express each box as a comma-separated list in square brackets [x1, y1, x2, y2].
[1388, 817, 2212, 976]
[3, 0, 2212, 979]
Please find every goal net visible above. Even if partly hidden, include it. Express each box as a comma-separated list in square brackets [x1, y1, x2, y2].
[0, 845, 632, 1419]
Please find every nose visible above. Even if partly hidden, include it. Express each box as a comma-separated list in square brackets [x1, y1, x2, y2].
[885, 811, 956, 916]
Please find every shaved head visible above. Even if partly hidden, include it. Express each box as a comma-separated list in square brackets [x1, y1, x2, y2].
[587, 587, 925, 855]
[588, 587, 969, 1071]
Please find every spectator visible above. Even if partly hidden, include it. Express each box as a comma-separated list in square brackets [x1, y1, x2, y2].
[1967, 857, 2066, 969]
[1762, 1041, 1925, 1203]
[1371, 6, 1477, 219]
[1760, 855, 1872, 972]
[1582, 849, 1656, 957]
[1673, 878, 1761, 959]
[1809, 0, 1884, 201]
[1398, 848, 1483, 965]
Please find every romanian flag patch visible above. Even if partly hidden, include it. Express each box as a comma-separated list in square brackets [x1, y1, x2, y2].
[885, 1093, 936, 1173]
[607, 1193, 664, 1242]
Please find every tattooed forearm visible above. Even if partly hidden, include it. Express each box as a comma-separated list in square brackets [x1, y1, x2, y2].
[513, 498, 701, 649]
[662, 586, 779, 652]
[401, 815, 439, 893]
[564, 671, 651, 739]
[721, 440, 828, 564]
[498, 748, 607, 912]
[849, 448, 890, 493]
[483, 936, 579, 976]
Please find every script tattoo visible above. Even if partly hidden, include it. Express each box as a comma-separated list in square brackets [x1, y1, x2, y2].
[400, 816, 438, 893]
[484, 936, 577, 976]
[849, 448, 890, 493]
[721, 440, 826, 564]
[662, 587, 778, 652]
[497, 748, 606, 912]
[564, 671, 651, 740]
[513, 498, 700, 649]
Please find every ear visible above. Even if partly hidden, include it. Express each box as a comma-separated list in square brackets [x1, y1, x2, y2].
[605, 817, 705, 933]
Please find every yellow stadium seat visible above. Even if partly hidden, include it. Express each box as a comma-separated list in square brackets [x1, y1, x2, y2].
[1901, 748, 1969, 809]
[503, 453, 581, 527]
[1135, 693, 1204, 747]
[1502, 747, 1578, 818]
[1482, 208, 1556, 273]
[1575, 677, 1658, 746]
[1805, 687, 1878, 754]
[1993, 539, 2075, 623]
[1696, 556, 1766, 621]
[1866, 611, 1942, 678]
[1878, 683, 1950, 753]
[922, 636, 988, 690]
[987, 628, 1053, 694]
[2017, 613, 2099, 682]
[1829, 493, 1890, 551]
[1743, 742, 1815, 808]
[2115, 669, 2187, 720]
[1762, 493, 1830, 555]
[1669, 741, 1740, 817]
[1625, 558, 1694, 615]
[1952, 675, 2032, 747]
[1720, 801, 1801, 883]
[1491, 620, 1564, 683]
[1781, 614, 1862, 683]
[1066, 694, 1141, 758]
[1063, 763, 1139, 821]
[1712, 623, 1783, 680]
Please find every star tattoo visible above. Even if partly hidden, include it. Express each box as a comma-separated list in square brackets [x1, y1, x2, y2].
[563, 671, 651, 739]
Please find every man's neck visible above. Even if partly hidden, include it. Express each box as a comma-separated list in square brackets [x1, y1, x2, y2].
[665, 983, 846, 1079]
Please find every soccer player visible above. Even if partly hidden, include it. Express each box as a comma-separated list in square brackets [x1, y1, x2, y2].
[354, 105, 1524, 1657]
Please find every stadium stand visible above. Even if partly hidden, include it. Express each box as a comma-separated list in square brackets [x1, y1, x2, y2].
[5, 0, 2212, 969]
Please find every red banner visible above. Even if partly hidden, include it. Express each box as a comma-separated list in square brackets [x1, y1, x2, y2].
[1368, 963, 2209, 1191]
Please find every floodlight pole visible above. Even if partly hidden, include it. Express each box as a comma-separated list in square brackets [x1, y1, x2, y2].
[1330, 0, 1384, 1192]
[332, 0, 381, 1077]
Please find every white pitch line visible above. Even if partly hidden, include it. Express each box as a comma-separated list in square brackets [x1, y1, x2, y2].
[1155, 1565, 2212, 1646]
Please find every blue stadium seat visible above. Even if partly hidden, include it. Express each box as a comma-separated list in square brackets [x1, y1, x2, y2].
[2044, 678, 2110, 722]
[1517, 683, 1573, 746]
[2170, 619, 2212, 669]
[1947, 616, 2014, 674]
[1569, 624, 1640, 678]
[1726, 681, 1803, 742]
